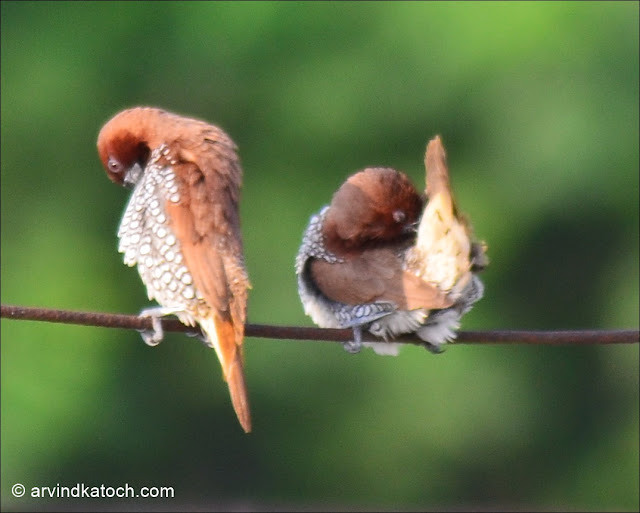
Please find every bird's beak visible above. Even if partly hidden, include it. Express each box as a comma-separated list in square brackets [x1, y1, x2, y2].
[403, 220, 420, 234]
[123, 163, 144, 189]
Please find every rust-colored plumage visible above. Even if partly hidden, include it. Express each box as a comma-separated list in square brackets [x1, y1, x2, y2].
[309, 168, 453, 310]
[98, 107, 251, 432]
[296, 137, 487, 354]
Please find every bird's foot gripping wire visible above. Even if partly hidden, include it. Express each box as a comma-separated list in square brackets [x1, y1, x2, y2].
[137, 307, 183, 346]
[343, 326, 363, 354]
[422, 341, 446, 354]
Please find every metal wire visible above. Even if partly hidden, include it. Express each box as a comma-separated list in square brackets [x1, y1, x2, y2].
[2, 304, 637, 346]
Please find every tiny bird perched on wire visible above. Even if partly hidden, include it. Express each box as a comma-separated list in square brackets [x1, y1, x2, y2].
[97, 107, 252, 432]
[295, 136, 488, 355]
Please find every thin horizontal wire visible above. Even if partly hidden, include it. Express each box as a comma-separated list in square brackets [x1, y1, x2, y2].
[2, 304, 638, 346]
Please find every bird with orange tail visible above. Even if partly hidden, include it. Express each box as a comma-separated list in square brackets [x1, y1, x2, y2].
[97, 107, 252, 432]
[295, 136, 488, 355]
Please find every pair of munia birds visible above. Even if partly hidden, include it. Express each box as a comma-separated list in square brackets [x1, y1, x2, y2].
[97, 107, 488, 433]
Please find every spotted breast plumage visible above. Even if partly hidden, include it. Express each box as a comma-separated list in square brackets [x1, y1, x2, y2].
[117, 146, 206, 324]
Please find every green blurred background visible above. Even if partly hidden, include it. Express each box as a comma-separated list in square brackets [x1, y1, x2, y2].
[1, 1, 638, 511]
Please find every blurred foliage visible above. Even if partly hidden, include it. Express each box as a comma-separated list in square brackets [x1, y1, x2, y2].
[1, 1, 638, 511]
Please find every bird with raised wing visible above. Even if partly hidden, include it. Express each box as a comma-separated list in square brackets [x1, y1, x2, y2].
[296, 136, 487, 355]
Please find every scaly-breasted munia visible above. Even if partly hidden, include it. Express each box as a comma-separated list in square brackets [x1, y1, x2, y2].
[97, 107, 252, 432]
[296, 136, 487, 355]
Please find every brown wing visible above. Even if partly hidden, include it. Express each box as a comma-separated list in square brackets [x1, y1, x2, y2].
[310, 247, 454, 311]
[164, 153, 249, 346]
[180, 125, 248, 341]
[165, 157, 251, 433]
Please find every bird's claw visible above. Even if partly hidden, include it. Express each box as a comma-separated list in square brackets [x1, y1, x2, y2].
[139, 316, 163, 346]
[343, 327, 363, 354]
[137, 307, 171, 346]
[343, 340, 362, 354]
[422, 341, 445, 354]
[190, 329, 210, 347]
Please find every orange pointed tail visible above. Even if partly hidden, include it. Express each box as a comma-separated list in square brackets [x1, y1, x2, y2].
[199, 316, 251, 433]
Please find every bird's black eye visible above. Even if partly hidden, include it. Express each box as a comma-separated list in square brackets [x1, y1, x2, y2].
[108, 157, 124, 174]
